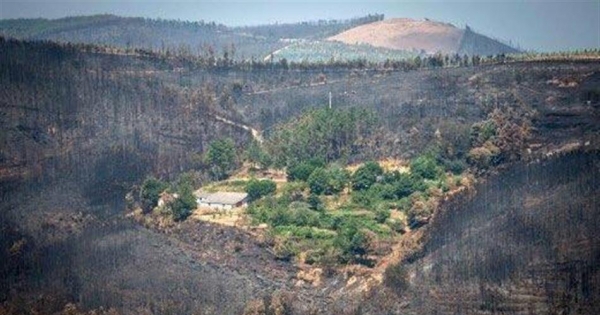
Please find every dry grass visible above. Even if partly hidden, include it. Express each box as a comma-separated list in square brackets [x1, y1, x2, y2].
[230, 163, 287, 182]
[190, 207, 247, 227]
[346, 158, 409, 173]
[328, 18, 464, 54]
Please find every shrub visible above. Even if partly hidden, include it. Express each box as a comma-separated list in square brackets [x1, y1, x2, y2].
[374, 205, 391, 224]
[369, 183, 396, 200]
[287, 159, 323, 182]
[470, 120, 497, 147]
[443, 158, 467, 174]
[308, 166, 350, 195]
[273, 237, 298, 261]
[410, 155, 441, 180]
[407, 199, 432, 225]
[467, 142, 501, 169]
[391, 173, 416, 198]
[246, 179, 277, 201]
[307, 193, 324, 212]
[334, 219, 370, 263]
[171, 183, 197, 221]
[269, 206, 293, 227]
[386, 218, 407, 234]
[396, 197, 412, 212]
[327, 167, 350, 194]
[352, 161, 384, 191]
[351, 190, 377, 207]
[288, 201, 320, 227]
[307, 167, 329, 195]
[140, 177, 168, 213]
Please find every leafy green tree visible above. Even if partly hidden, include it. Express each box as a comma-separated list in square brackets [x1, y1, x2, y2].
[392, 173, 419, 198]
[369, 183, 396, 200]
[245, 140, 272, 169]
[374, 205, 391, 224]
[267, 108, 377, 167]
[246, 179, 277, 201]
[307, 167, 329, 195]
[335, 219, 369, 263]
[288, 201, 320, 226]
[352, 161, 383, 191]
[287, 159, 324, 182]
[351, 190, 377, 207]
[205, 138, 237, 180]
[307, 193, 324, 212]
[327, 166, 350, 194]
[171, 182, 197, 221]
[140, 177, 168, 213]
[410, 156, 441, 180]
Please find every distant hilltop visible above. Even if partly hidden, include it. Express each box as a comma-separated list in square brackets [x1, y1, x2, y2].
[328, 18, 519, 56]
[0, 14, 384, 59]
[0, 14, 519, 61]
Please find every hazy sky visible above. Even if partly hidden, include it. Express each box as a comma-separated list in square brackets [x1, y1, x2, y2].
[1, 0, 599, 52]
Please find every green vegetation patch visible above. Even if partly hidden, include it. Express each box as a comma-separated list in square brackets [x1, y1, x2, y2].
[273, 40, 419, 63]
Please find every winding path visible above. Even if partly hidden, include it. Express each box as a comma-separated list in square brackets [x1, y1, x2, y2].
[214, 115, 263, 144]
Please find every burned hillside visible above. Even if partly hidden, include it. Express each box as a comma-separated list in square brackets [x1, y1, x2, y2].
[1, 37, 599, 314]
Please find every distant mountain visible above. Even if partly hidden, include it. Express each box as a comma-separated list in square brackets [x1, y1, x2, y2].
[0, 14, 384, 59]
[328, 18, 519, 56]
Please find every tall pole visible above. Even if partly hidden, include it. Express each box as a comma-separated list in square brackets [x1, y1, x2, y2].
[329, 91, 332, 109]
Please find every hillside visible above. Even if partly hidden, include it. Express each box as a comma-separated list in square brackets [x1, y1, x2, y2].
[328, 18, 519, 56]
[361, 150, 600, 314]
[0, 14, 383, 59]
[1, 38, 599, 314]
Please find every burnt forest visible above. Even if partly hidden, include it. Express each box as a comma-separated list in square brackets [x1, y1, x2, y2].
[1, 12, 599, 315]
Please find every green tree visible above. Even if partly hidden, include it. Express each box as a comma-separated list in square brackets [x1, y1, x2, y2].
[392, 173, 420, 198]
[205, 138, 237, 180]
[307, 193, 324, 212]
[307, 167, 329, 195]
[267, 108, 377, 167]
[374, 205, 391, 223]
[246, 179, 277, 201]
[335, 219, 369, 263]
[287, 159, 324, 182]
[327, 166, 350, 194]
[352, 161, 383, 191]
[288, 201, 320, 226]
[171, 182, 197, 221]
[410, 156, 441, 180]
[245, 140, 271, 169]
[140, 176, 168, 213]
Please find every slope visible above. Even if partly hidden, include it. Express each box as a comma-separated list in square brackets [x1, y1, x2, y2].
[0, 14, 383, 59]
[328, 18, 519, 56]
[1, 37, 599, 314]
[407, 150, 600, 314]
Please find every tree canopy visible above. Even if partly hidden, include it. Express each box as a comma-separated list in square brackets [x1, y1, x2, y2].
[267, 107, 378, 168]
[204, 138, 237, 180]
[140, 177, 168, 213]
[246, 178, 277, 201]
[352, 161, 384, 191]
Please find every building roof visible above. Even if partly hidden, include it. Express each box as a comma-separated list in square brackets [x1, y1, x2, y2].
[194, 190, 248, 205]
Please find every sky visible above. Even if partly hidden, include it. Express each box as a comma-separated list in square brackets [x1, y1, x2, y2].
[0, 0, 598, 52]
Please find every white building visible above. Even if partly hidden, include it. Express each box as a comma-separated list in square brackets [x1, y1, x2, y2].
[194, 190, 248, 210]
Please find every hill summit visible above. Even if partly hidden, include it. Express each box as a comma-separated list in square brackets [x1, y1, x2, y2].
[328, 18, 519, 55]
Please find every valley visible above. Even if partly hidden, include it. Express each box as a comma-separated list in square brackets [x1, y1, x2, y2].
[0, 13, 599, 315]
